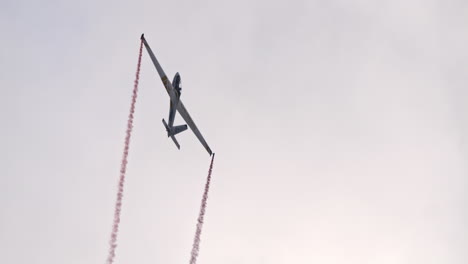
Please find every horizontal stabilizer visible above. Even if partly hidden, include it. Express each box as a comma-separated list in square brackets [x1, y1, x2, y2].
[162, 119, 187, 150]
[162, 118, 170, 133]
[171, 135, 181, 149]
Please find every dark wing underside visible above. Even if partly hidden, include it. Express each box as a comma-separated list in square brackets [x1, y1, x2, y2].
[177, 101, 212, 155]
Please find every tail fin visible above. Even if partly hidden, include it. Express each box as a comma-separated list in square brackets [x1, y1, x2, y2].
[162, 119, 187, 150]
[172, 124, 188, 135]
[162, 119, 187, 136]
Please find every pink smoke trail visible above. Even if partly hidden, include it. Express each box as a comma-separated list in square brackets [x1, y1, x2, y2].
[189, 154, 216, 264]
[106, 39, 144, 264]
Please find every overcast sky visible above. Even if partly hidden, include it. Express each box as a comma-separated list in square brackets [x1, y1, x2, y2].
[1, 0, 467, 263]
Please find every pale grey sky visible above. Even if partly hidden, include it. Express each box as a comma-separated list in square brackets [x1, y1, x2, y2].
[1, 0, 467, 263]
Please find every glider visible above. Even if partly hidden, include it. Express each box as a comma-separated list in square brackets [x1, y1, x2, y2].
[141, 34, 212, 155]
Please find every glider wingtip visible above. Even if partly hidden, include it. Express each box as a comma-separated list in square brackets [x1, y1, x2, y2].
[140, 33, 145, 40]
